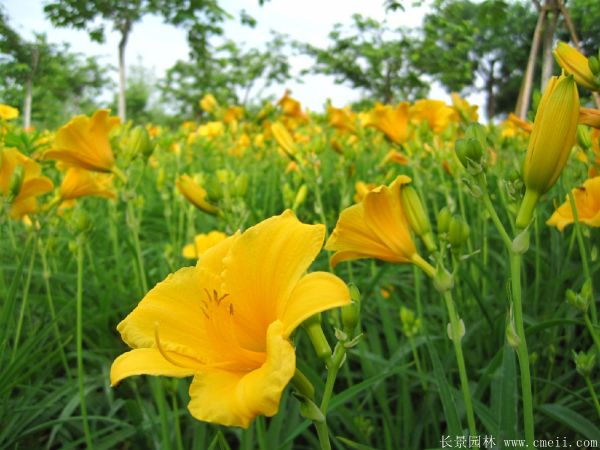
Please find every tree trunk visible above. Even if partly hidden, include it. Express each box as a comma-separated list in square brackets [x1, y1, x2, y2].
[23, 47, 39, 129]
[485, 61, 496, 120]
[118, 25, 130, 123]
[515, 3, 547, 118]
[541, 6, 558, 90]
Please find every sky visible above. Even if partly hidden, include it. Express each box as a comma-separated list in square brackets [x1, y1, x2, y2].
[2, 0, 461, 111]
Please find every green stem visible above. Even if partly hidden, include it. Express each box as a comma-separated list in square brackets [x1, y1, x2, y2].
[171, 389, 184, 450]
[568, 191, 597, 323]
[76, 238, 94, 449]
[127, 201, 148, 293]
[583, 313, 600, 357]
[255, 416, 268, 450]
[314, 421, 332, 450]
[442, 290, 477, 443]
[38, 236, 71, 378]
[509, 252, 535, 449]
[585, 376, 600, 419]
[12, 231, 38, 361]
[320, 343, 346, 413]
[479, 178, 512, 250]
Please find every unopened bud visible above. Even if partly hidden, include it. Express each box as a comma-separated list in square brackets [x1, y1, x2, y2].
[455, 138, 484, 172]
[448, 215, 470, 250]
[130, 126, 152, 158]
[234, 173, 249, 197]
[293, 184, 308, 210]
[573, 350, 596, 378]
[400, 306, 421, 338]
[400, 185, 436, 252]
[301, 313, 332, 361]
[341, 284, 361, 336]
[577, 125, 592, 149]
[9, 165, 24, 200]
[437, 207, 452, 234]
[589, 55, 600, 76]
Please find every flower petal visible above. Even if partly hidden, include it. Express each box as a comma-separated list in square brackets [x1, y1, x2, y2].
[280, 272, 350, 337]
[187, 321, 295, 428]
[222, 210, 324, 351]
[110, 348, 196, 386]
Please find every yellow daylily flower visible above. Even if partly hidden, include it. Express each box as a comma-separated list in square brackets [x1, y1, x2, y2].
[326, 176, 430, 272]
[176, 175, 219, 215]
[554, 42, 599, 92]
[0, 148, 53, 219]
[277, 91, 306, 120]
[579, 108, 600, 129]
[516, 75, 580, 228]
[43, 109, 120, 173]
[0, 104, 19, 120]
[353, 181, 376, 203]
[501, 113, 533, 138]
[111, 210, 350, 428]
[327, 105, 356, 133]
[197, 121, 224, 139]
[200, 94, 219, 113]
[451, 93, 479, 123]
[410, 99, 455, 133]
[363, 103, 410, 145]
[59, 167, 115, 201]
[182, 231, 229, 259]
[547, 177, 600, 231]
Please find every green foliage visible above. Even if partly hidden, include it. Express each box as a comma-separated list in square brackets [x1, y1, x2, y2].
[160, 35, 294, 118]
[299, 14, 430, 104]
[417, 0, 537, 117]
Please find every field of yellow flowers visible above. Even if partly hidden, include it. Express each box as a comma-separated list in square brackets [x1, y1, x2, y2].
[1, 43, 600, 450]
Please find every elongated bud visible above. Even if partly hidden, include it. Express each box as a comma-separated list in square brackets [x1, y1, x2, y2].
[301, 313, 332, 361]
[448, 215, 469, 250]
[437, 207, 452, 234]
[577, 125, 592, 149]
[130, 126, 152, 158]
[399, 306, 421, 338]
[271, 121, 297, 158]
[293, 184, 308, 210]
[341, 284, 361, 336]
[9, 165, 24, 200]
[234, 173, 248, 197]
[554, 42, 600, 91]
[400, 185, 436, 253]
[589, 55, 600, 76]
[455, 138, 484, 174]
[517, 74, 579, 229]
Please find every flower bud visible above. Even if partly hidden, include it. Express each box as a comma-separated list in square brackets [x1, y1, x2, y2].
[271, 121, 297, 159]
[341, 284, 361, 336]
[577, 125, 592, 149]
[400, 185, 436, 253]
[234, 173, 249, 197]
[456, 138, 484, 173]
[399, 306, 421, 338]
[437, 207, 452, 234]
[301, 313, 332, 361]
[448, 215, 469, 250]
[293, 184, 308, 210]
[573, 350, 596, 378]
[554, 42, 600, 91]
[130, 126, 153, 158]
[589, 55, 600, 76]
[516, 75, 579, 229]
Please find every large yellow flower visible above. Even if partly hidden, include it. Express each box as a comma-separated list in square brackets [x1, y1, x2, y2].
[0, 148, 53, 219]
[327, 105, 356, 133]
[326, 176, 427, 270]
[44, 109, 120, 173]
[0, 104, 19, 120]
[547, 177, 600, 231]
[363, 102, 410, 145]
[111, 210, 350, 428]
[176, 175, 219, 215]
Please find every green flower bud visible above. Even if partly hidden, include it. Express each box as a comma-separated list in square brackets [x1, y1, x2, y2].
[455, 138, 484, 173]
[130, 126, 153, 158]
[400, 185, 436, 253]
[448, 215, 469, 249]
[399, 306, 421, 338]
[437, 207, 452, 234]
[589, 55, 600, 76]
[464, 123, 487, 149]
[573, 350, 596, 378]
[301, 313, 332, 361]
[576, 125, 592, 150]
[234, 173, 249, 197]
[293, 184, 308, 210]
[341, 284, 361, 336]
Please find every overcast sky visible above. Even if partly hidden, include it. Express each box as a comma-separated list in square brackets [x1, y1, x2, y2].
[3, 0, 461, 111]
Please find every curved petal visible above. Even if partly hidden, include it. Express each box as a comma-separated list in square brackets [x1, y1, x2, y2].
[110, 348, 196, 386]
[116, 266, 221, 362]
[187, 321, 295, 428]
[280, 272, 350, 337]
[222, 210, 324, 351]
[325, 203, 401, 267]
[363, 176, 415, 260]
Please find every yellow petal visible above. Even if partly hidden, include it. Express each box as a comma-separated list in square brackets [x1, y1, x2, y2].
[110, 348, 197, 386]
[187, 321, 295, 428]
[280, 272, 350, 337]
[117, 266, 221, 362]
[222, 210, 325, 351]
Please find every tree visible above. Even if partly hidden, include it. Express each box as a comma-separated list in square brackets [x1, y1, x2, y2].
[0, 8, 110, 129]
[300, 14, 429, 104]
[160, 35, 294, 118]
[417, 0, 538, 118]
[43, 0, 228, 122]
